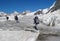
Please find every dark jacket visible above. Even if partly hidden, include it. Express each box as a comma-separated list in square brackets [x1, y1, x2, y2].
[6, 16, 9, 20]
[15, 15, 18, 20]
[34, 16, 39, 24]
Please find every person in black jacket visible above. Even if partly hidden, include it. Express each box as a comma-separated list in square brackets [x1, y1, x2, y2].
[6, 16, 9, 21]
[14, 15, 19, 23]
[34, 16, 39, 30]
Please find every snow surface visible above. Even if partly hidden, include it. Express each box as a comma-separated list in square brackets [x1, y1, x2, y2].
[0, 31, 39, 41]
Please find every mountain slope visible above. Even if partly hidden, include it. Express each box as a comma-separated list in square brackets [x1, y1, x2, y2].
[49, 0, 60, 12]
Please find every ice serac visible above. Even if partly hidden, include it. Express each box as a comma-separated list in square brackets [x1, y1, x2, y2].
[0, 31, 39, 41]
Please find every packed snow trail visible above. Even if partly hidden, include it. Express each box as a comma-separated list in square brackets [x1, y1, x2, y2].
[0, 31, 39, 41]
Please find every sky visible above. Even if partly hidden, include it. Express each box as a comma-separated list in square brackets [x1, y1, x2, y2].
[0, 0, 55, 13]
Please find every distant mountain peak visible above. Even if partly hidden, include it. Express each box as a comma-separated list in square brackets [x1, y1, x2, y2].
[13, 11, 19, 14]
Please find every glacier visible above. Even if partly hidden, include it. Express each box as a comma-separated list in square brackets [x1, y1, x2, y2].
[0, 0, 60, 41]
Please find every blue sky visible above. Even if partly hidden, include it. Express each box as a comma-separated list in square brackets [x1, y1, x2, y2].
[0, 0, 55, 13]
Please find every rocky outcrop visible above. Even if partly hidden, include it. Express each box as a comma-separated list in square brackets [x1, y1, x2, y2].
[34, 9, 43, 15]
